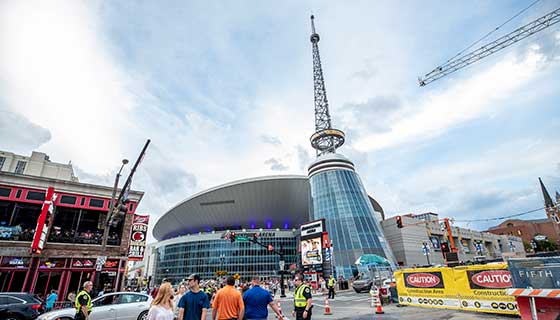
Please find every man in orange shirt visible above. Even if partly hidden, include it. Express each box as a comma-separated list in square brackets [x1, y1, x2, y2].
[212, 276, 245, 320]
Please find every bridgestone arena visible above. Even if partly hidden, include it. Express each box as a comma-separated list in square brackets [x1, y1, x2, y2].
[151, 175, 387, 283]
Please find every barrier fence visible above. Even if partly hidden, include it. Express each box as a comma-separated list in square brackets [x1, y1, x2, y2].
[395, 263, 519, 316]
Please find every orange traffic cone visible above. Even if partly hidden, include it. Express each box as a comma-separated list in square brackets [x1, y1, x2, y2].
[375, 293, 384, 314]
[276, 299, 282, 317]
[324, 298, 332, 315]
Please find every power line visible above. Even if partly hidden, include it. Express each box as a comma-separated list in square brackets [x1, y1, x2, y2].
[453, 204, 557, 223]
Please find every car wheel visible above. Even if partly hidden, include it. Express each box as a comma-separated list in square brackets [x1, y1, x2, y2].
[138, 310, 149, 320]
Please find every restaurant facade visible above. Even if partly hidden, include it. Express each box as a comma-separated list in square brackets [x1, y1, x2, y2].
[0, 150, 144, 300]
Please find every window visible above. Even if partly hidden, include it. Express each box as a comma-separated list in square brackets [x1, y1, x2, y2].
[80, 198, 85, 206]
[60, 195, 77, 205]
[0, 188, 10, 198]
[15, 190, 22, 198]
[0, 157, 5, 170]
[89, 199, 104, 208]
[14, 161, 26, 174]
[117, 294, 147, 304]
[26, 191, 46, 201]
[507, 223, 514, 228]
[0, 296, 24, 305]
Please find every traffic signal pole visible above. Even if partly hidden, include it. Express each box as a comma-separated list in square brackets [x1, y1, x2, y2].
[94, 139, 150, 295]
[228, 232, 286, 297]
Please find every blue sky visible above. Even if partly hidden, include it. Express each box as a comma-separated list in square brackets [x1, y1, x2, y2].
[1, 1, 559, 240]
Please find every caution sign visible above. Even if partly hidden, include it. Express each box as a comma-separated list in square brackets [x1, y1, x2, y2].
[396, 267, 460, 309]
[395, 265, 519, 315]
[454, 264, 518, 315]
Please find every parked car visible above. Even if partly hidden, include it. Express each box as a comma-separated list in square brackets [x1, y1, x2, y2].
[352, 275, 373, 293]
[0, 292, 45, 320]
[37, 292, 151, 320]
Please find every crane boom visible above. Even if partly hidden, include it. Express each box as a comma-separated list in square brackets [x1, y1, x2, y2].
[419, 6, 560, 86]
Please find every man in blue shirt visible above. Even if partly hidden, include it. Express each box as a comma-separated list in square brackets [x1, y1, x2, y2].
[178, 274, 210, 320]
[243, 276, 283, 320]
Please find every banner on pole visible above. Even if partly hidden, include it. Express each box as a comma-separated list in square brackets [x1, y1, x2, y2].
[128, 214, 149, 261]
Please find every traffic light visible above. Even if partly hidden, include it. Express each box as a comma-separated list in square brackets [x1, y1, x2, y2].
[253, 233, 259, 241]
[267, 244, 274, 251]
[396, 216, 403, 228]
[441, 242, 449, 253]
[110, 201, 128, 227]
[230, 232, 236, 243]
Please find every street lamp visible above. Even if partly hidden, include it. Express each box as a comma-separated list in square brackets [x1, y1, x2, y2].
[94, 159, 129, 294]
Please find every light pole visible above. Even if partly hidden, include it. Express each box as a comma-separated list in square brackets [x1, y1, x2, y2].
[94, 158, 128, 294]
[422, 242, 431, 266]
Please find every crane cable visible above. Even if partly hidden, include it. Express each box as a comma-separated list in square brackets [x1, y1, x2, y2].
[445, 0, 542, 64]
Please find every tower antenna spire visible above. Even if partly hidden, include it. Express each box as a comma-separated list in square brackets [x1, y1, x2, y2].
[309, 15, 345, 155]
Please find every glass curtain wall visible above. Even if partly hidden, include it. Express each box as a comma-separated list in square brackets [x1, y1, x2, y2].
[309, 169, 395, 279]
[154, 236, 297, 284]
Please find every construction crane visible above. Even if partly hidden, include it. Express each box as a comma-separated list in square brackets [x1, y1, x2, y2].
[418, 6, 560, 87]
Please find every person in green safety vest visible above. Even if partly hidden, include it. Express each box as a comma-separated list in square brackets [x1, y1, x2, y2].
[327, 275, 336, 300]
[75, 281, 93, 320]
[291, 276, 312, 320]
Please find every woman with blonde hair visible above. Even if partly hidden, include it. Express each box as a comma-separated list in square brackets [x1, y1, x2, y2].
[147, 282, 175, 320]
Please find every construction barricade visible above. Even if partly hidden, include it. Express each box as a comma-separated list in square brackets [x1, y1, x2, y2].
[395, 267, 460, 310]
[453, 264, 518, 315]
[506, 256, 560, 320]
[395, 264, 519, 316]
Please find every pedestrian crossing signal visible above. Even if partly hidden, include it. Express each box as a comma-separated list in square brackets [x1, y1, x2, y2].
[230, 232, 236, 243]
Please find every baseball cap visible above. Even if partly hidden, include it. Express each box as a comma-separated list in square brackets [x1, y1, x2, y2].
[186, 274, 200, 282]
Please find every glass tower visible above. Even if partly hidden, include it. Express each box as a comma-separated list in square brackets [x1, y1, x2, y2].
[308, 153, 395, 278]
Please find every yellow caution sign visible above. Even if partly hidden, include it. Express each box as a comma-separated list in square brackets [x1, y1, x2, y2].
[395, 267, 460, 309]
[454, 263, 518, 315]
[395, 264, 519, 316]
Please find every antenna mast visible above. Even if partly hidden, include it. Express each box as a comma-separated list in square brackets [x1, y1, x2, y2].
[309, 15, 345, 155]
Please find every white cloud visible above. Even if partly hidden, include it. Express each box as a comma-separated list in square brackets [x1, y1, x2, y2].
[353, 47, 553, 152]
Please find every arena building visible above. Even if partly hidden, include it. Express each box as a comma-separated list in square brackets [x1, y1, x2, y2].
[151, 175, 387, 283]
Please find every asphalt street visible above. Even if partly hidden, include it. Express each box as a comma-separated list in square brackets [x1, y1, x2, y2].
[259, 289, 519, 320]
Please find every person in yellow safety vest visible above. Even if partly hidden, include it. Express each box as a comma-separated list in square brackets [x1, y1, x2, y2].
[327, 275, 336, 300]
[292, 276, 312, 320]
[75, 281, 93, 320]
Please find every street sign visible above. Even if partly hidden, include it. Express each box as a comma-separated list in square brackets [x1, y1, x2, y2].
[236, 236, 249, 242]
[279, 260, 285, 270]
[96, 256, 107, 271]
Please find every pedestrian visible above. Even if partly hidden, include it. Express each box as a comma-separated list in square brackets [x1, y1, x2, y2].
[292, 276, 312, 320]
[147, 282, 175, 320]
[46, 289, 57, 312]
[177, 274, 210, 320]
[327, 275, 335, 299]
[212, 276, 244, 320]
[67, 291, 76, 308]
[174, 283, 187, 308]
[243, 276, 283, 320]
[74, 281, 93, 320]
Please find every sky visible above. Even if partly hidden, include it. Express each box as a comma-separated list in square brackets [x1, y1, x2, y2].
[1, 1, 559, 242]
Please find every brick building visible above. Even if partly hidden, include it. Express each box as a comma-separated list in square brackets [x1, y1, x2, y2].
[486, 178, 560, 246]
[0, 150, 143, 299]
[486, 219, 560, 244]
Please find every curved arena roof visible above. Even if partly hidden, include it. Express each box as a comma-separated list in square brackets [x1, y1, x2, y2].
[153, 175, 385, 240]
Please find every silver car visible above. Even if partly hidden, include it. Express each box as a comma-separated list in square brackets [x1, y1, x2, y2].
[37, 292, 151, 320]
